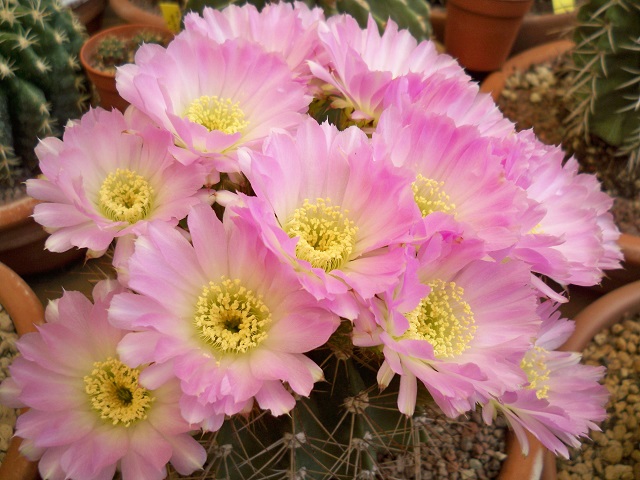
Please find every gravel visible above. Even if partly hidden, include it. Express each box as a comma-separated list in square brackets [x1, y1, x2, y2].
[556, 313, 640, 480]
[0, 305, 19, 465]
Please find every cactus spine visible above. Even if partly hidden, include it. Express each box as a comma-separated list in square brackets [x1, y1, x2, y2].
[567, 0, 640, 193]
[0, 0, 89, 195]
[169, 321, 433, 479]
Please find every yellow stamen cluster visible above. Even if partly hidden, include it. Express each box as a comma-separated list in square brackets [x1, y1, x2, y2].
[195, 277, 271, 354]
[284, 198, 358, 273]
[405, 279, 476, 358]
[412, 174, 456, 217]
[521, 346, 551, 399]
[184, 95, 249, 134]
[99, 168, 154, 224]
[84, 357, 154, 427]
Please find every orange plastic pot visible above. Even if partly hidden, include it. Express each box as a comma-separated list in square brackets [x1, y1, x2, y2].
[445, 0, 534, 72]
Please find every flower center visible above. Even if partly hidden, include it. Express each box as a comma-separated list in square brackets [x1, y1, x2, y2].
[404, 279, 476, 358]
[99, 168, 154, 224]
[184, 95, 249, 134]
[412, 174, 455, 217]
[194, 277, 271, 354]
[520, 346, 551, 399]
[84, 357, 154, 427]
[284, 198, 358, 273]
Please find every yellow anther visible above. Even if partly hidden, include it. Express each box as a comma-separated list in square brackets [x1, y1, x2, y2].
[412, 174, 456, 217]
[521, 346, 552, 399]
[404, 279, 476, 358]
[184, 95, 248, 134]
[195, 277, 270, 354]
[84, 357, 154, 427]
[99, 168, 153, 224]
[284, 198, 358, 273]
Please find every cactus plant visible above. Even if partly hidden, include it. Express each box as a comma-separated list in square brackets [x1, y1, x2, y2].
[0, 0, 89, 198]
[167, 320, 435, 479]
[566, 0, 640, 195]
[184, 0, 432, 42]
[90, 30, 170, 74]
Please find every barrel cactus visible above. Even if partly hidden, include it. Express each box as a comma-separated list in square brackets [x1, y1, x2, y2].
[0, 0, 89, 197]
[566, 0, 640, 195]
[184, 0, 432, 41]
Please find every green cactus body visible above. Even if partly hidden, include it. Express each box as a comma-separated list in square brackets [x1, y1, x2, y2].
[569, 0, 640, 177]
[0, 0, 88, 193]
[178, 321, 433, 479]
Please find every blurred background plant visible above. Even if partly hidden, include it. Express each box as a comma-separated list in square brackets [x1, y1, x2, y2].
[0, 0, 89, 200]
[566, 0, 640, 197]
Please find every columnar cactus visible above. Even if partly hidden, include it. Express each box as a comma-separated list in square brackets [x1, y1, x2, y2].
[567, 0, 640, 193]
[0, 0, 88, 195]
[184, 0, 432, 41]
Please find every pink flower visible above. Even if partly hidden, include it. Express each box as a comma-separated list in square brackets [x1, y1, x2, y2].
[26, 108, 206, 256]
[236, 117, 421, 318]
[183, 2, 324, 81]
[482, 302, 608, 458]
[372, 104, 530, 252]
[354, 216, 540, 418]
[0, 281, 205, 480]
[116, 32, 310, 173]
[309, 14, 464, 127]
[382, 72, 515, 138]
[500, 131, 622, 286]
[109, 204, 340, 428]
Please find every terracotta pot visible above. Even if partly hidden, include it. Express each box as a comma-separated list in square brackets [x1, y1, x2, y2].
[431, 7, 576, 58]
[0, 196, 84, 277]
[79, 24, 173, 112]
[479, 39, 575, 101]
[108, 0, 167, 28]
[444, 0, 535, 73]
[0, 262, 44, 480]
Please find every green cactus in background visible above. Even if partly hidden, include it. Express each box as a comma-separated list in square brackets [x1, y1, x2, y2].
[0, 0, 89, 197]
[183, 0, 432, 42]
[566, 0, 640, 195]
[92, 31, 169, 74]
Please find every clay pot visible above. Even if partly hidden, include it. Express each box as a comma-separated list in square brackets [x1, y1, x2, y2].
[108, 0, 167, 28]
[0, 262, 44, 480]
[431, 7, 576, 58]
[444, 0, 534, 73]
[79, 24, 173, 112]
[0, 196, 85, 277]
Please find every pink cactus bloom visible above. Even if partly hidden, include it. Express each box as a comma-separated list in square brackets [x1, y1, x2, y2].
[26, 108, 206, 256]
[0, 281, 206, 480]
[355, 217, 540, 418]
[116, 32, 310, 173]
[373, 104, 531, 253]
[109, 204, 340, 428]
[236, 117, 421, 318]
[183, 2, 324, 82]
[482, 302, 608, 458]
[309, 14, 465, 126]
[499, 130, 622, 286]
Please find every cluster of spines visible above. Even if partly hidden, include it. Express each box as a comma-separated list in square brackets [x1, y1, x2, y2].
[566, 0, 640, 193]
[0, 0, 89, 195]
